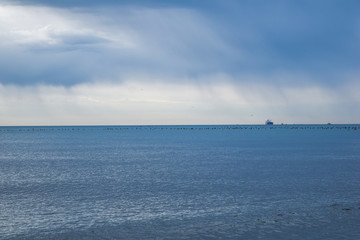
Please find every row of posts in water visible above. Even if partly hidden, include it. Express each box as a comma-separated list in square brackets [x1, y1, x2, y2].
[1, 125, 359, 132]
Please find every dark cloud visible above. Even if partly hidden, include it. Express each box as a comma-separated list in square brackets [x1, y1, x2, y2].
[57, 34, 110, 46]
[0, 0, 359, 86]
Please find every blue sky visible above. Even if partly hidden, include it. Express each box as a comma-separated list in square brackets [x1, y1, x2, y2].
[0, 0, 359, 125]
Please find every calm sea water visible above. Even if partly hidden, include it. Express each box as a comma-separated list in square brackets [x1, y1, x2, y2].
[0, 125, 359, 239]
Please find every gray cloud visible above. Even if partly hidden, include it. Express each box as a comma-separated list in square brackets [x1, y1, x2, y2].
[0, 4, 240, 85]
[0, 0, 359, 87]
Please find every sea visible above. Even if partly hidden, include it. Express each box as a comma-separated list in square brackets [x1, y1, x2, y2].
[0, 124, 359, 239]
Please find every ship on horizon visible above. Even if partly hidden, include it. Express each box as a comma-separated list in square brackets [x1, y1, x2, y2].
[265, 119, 274, 125]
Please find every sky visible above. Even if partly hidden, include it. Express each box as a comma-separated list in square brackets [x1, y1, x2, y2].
[0, 0, 359, 125]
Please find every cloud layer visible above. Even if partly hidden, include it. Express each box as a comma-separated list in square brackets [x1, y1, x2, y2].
[0, 0, 359, 125]
[0, 3, 234, 85]
[1, 78, 359, 125]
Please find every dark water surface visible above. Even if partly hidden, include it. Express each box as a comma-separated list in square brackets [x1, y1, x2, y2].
[0, 125, 359, 239]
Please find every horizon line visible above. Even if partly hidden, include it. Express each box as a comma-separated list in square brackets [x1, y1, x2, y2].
[1, 123, 360, 128]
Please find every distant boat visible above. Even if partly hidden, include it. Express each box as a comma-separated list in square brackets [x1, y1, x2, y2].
[265, 119, 274, 125]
